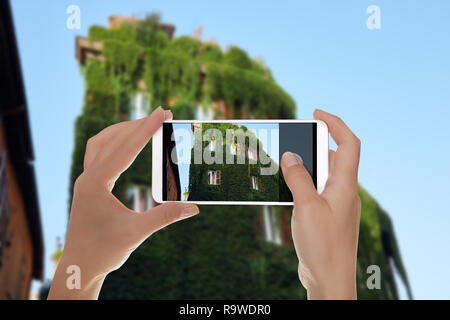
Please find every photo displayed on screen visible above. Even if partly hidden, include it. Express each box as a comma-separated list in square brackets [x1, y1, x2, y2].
[163, 122, 316, 202]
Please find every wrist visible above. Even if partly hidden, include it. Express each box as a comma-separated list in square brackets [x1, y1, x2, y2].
[48, 251, 107, 300]
[307, 273, 357, 300]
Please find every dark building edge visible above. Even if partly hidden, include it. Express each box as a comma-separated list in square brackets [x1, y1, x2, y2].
[163, 123, 181, 201]
[0, 0, 44, 280]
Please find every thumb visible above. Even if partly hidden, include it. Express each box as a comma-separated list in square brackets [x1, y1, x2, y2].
[281, 152, 317, 204]
[137, 202, 199, 235]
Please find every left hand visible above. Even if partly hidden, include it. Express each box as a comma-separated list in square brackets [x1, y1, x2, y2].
[48, 107, 199, 299]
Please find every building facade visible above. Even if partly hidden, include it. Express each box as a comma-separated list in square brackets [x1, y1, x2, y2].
[0, 0, 44, 300]
[186, 122, 279, 202]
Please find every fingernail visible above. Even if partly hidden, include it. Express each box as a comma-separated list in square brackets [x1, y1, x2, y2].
[293, 152, 303, 164]
[164, 110, 173, 121]
[181, 204, 199, 218]
[282, 152, 302, 168]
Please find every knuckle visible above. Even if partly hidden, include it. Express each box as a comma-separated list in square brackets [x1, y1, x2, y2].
[347, 189, 361, 212]
[353, 135, 361, 150]
[86, 136, 96, 148]
[335, 115, 343, 123]
[331, 115, 344, 130]
[341, 183, 358, 198]
[74, 172, 98, 195]
[74, 174, 85, 189]
[354, 194, 362, 211]
[73, 174, 90, 198]
[162, 207, 177, 226]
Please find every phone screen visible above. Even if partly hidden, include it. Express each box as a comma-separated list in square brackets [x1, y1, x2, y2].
[162, 122, 317, 202]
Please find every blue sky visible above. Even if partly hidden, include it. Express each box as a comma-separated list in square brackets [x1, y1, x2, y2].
[10, 0, 450, 299]
[172, 123, 193, 194]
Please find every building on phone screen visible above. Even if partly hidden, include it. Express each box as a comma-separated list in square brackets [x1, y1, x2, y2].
[185, 122, 280, 202]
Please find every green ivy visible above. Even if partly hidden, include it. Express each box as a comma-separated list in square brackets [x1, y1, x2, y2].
[187, 123, 279, 202]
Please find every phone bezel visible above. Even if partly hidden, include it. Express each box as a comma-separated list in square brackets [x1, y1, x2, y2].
[152, 119, 328, 205]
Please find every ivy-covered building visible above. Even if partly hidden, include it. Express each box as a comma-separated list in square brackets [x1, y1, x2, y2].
[71, 14, 412, 299]
[186, 123, 280, 202]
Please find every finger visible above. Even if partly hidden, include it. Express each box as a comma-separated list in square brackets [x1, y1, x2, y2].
[97, 107, 169, 183]
[313, 109, 360, 182]
[84, 119, 146, 170]
[134, 202, 199, 236]
[96, 109, 172, 166]
[281, 152, 318, 205]
[328, 149, 336, 175]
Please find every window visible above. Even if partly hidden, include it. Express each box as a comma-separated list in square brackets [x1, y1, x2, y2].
[208, 170, 221, 185]
[230, 143, 236, 155]
[196, 105, 213, 120]
[248, 148, 258, 161]
[251, 176, 261, 190]
[130, 92, 150, 120]
[263, 206, 281, 245]
[127, 185, 153, 212]
[209, 137, 216, 152]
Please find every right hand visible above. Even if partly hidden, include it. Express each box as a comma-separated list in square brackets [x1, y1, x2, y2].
[280, 109, 361, 300]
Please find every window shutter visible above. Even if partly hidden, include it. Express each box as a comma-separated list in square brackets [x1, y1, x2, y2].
[216, 170, 221, 185]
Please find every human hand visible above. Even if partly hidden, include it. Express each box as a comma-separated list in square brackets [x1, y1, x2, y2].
[48, 107, 199, 300]
[281, 109, 361, 300]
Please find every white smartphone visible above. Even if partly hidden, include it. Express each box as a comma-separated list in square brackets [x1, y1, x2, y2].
[152, 120, 328, 205]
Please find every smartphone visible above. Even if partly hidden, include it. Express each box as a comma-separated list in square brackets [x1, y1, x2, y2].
[152, 120, 328, 205]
